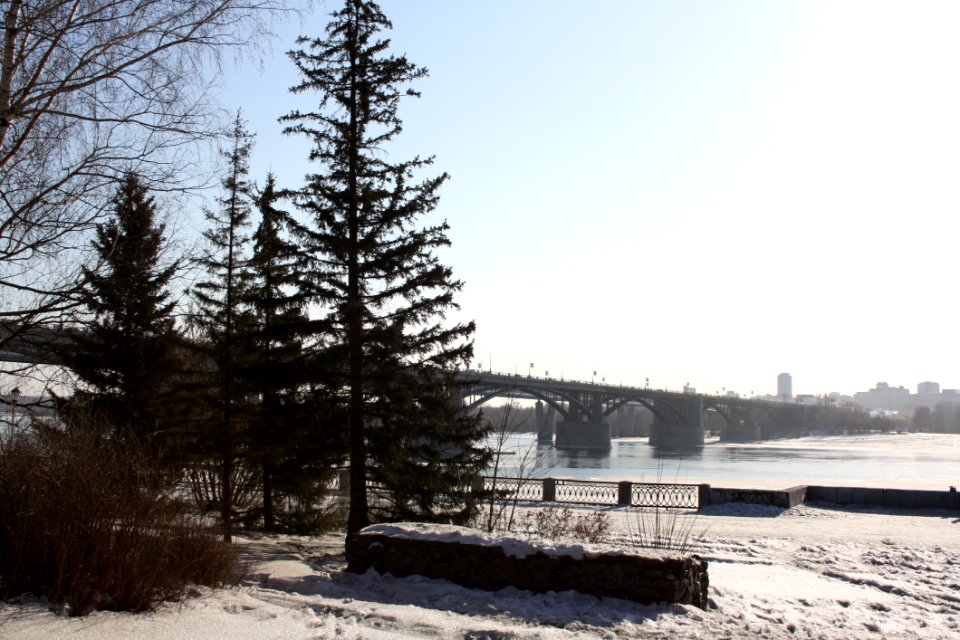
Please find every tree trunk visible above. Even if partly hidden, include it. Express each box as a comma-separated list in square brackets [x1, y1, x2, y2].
[262, 456, 274, 531]
[345, 12, 367, 539]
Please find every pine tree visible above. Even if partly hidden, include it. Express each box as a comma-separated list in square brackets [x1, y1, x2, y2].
[282, 0, 490, 537]
[192, 113, 257, 542]
[68, 173, 180, 454]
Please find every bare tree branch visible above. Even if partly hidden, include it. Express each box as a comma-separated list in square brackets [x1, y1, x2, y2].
[0, 0, 293, 345]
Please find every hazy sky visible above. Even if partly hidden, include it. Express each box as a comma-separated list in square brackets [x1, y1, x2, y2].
[216, 0, 960, 398]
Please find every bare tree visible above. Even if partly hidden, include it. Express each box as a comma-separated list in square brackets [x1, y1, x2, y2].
[0, 0, 290, 341]
[481, 400, 553, 534]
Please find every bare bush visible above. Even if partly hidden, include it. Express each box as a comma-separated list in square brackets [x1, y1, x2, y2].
[627, 507, 703, 553]
[626, 459, 705, 553]
[187, 462, 349, 535]
[480, 401, 552, 533]
[572, 510, 611, 543]
[187, 461, 261, 522]
[517, 507, 611, 544]
[272, 483, 350, 535]
[0, 421, 239, 616]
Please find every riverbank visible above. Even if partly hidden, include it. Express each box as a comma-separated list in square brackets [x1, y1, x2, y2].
[4, 502, 959, 639]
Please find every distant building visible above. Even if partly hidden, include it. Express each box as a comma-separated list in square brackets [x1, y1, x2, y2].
[824, 392, 856, 407]
[683, 384, 697, 394]
[851, 381, 960, 412]
[917, 381, 941, 395]
[853, 382, 910, 412]
[777, 373, 792, 402]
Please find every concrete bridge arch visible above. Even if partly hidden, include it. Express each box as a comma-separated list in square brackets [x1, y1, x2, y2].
[457, 373, 815, 448]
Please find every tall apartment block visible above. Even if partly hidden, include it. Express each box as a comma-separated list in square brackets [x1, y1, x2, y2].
[777, 372, 793, 402]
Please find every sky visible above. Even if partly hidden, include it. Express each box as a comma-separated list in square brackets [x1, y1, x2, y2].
[214, 0, 960, 398]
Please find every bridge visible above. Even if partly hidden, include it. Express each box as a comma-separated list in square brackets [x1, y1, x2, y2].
[0, 323, 77, 365]
[2, 324, 811, 449]
[455, 371, 811, 449]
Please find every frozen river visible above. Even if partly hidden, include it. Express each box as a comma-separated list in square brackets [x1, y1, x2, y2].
[489, 432, 960, 490]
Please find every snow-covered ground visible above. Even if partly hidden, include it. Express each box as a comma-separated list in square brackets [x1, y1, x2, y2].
[2, 502, 959, 639]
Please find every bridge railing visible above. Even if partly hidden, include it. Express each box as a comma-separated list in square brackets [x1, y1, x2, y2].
[630, 482, 700, 509]
[338, 471, 704, 510]
[481, 477, 545, 502]
[554, 479, 619, 505]
[477, 476, 703, 510]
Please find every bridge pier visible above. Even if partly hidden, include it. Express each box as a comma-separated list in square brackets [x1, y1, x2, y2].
[650, 395, 704, 447]
[721, 406, 762, 442]
[555, 420, 611, 449]
[535, 400, 556, 443]
[721, 420, 762, 442]
[776, 404, 808, 438]
[554, 392, 610, 448]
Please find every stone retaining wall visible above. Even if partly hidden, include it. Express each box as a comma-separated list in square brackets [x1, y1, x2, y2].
[702, 485, 808, 509]
[806, 486, 960, 510]
[702, 484, 959, 511]
[346, 524, 708, 609]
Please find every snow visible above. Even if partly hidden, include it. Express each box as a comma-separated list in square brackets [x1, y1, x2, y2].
[360, 522, 673, 560]
[3, 502, 959, 639]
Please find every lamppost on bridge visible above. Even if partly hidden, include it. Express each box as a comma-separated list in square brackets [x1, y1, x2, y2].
[528, 362, 534, 378]
[9, 386, 20, 426]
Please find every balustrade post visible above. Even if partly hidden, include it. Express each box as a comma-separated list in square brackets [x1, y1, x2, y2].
[543, 478, 556, 503]
[698, 483, 711, 510]
[618, 481, 632, 506]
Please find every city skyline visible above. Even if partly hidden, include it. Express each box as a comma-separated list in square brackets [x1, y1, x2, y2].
[215, 1, 960, 397]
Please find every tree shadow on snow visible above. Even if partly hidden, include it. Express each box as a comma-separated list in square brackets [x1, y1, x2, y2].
[258, 559, 693, 632]
[802, 501, 960, 521]
[695, 503, 787, 518]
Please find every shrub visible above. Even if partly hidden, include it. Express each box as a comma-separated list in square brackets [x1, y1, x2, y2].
[572, 510, 611, 543]
[627, 506, 702, 553]
[0, 422, 239, 616]
[266, 476, 349, 535]
[517, 507, 610, 544]
[187, 462, 348, 535]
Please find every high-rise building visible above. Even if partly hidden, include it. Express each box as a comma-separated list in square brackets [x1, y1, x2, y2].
[777, 373, 793, 402]
[917, 381, 940, 395]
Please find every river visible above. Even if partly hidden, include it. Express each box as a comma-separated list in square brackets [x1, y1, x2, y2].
[486, 432, 960, 491]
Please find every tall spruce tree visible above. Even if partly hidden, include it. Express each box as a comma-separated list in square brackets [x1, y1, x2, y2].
[282, 0, 489, 537]
[192, 113, 256, 542]
[244, 174, 343, 532]
[68, 173, 180, 454]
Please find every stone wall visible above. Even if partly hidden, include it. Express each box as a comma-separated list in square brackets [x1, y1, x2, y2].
[702, 484, 959, 511]
[346, 524, 708, 609]
[702, 485, 808, 509]
[806, 486, 960, 510]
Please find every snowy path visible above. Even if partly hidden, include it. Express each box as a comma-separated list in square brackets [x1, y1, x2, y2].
[2, 503, 959, 639]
